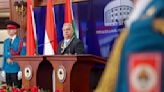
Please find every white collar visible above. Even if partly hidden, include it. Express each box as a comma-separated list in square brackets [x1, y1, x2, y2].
[64, 39, 70, 43]
[10, 35, 16, 43]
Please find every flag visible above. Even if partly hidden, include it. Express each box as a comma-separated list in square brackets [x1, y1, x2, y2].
[44, 0, 58, 55]
[26, 0, 37, 56]
[65, 0, 79, 38]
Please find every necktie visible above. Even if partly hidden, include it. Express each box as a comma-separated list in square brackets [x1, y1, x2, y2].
[10, 39, 12, 46]
[66, 41, 68, 46]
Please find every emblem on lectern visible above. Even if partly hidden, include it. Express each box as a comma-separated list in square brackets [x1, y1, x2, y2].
[57, 65, 66, 83]
[24, 65, 32, 80]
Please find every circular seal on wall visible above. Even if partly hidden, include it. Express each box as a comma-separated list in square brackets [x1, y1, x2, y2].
[24, 65, 32, 80]
[130, 65, 157, 91]
[57, 65, 66, 83]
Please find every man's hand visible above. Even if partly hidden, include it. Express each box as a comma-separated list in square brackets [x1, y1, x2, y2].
[1, 71, 6, 79]
[6, 58, 13, 63]
[17, 71, 22, 80]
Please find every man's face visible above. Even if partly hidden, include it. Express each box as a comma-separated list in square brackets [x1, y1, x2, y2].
[62, 24, 74, 39]
[7, 29, 17, 37]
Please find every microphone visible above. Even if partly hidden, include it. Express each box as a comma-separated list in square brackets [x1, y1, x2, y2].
[35, 40, 55, 55]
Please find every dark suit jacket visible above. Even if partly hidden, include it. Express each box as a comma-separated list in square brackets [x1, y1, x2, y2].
[57, 37, 84, 55]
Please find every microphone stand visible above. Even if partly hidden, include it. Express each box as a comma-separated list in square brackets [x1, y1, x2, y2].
[35, 40, 55, 55]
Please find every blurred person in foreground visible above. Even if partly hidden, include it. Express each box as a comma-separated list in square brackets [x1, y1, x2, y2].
[95, 0, 164, 92]
[57, 23, 84, 55]
[1, 20, 26, 88]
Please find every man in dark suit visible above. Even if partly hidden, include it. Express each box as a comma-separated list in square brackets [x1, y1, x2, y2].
[57, 23, 84, 55]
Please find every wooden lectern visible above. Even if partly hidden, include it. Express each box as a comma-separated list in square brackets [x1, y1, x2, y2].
[12, 54, 106, 92]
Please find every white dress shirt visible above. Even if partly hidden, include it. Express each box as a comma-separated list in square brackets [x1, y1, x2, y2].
[10, 35, 16, 44]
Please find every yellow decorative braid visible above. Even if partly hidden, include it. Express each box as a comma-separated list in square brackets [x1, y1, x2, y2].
[94, 29, 128, 92]
[153, 18, 164, 34]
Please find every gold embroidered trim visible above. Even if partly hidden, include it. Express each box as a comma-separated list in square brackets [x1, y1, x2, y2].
[94, 29, 129, 92]
[153, 18, 164, 34]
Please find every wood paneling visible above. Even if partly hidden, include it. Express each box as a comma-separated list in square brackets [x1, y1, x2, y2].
[0, 0, 10, 17]
[0, 0, 9, 12]
[9, 0, 27, 38]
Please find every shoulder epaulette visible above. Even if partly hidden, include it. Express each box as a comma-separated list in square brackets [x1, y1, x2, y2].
[153, 18, 164, 34]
